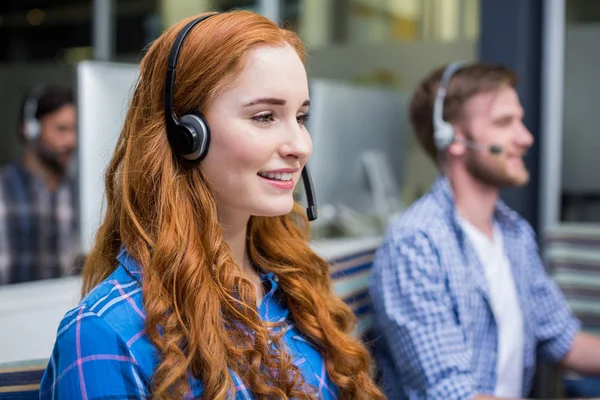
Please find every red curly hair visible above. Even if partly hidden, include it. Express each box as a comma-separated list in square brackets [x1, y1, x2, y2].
[81, 10, 385, 400]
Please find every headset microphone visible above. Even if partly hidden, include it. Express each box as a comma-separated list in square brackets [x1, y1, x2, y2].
[164, 13, 318, 221]
[455, 138, 503, 155]
[301, 167, 317, 221]
[489, 144, 503, 155]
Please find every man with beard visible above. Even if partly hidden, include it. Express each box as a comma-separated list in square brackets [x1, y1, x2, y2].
[369, 62, 600, 399]
[0, 84, 78, 285]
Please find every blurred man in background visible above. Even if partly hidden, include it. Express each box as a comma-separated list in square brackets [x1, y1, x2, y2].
[0, 84, 78, 285]
[369, 62, 600, 399]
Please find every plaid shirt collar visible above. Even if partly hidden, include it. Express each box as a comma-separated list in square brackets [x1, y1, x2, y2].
[117, 246, 144, 283]
[431, 176, 527, 310]
[432, 175, 521, 228]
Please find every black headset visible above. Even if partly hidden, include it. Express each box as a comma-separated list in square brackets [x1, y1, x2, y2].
[164, 13, 317, 221]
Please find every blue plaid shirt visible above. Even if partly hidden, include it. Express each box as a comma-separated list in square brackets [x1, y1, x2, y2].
[40, 247, 339, 399]
[0, 161, 78, 285]
[369, 177, 580, 400]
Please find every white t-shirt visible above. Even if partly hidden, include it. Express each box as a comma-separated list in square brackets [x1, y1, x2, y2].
[457, 216, 525, 398]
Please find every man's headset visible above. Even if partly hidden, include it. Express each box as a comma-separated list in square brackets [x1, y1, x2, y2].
[164, 13, 317, 221]
[433, 61, 503, 155]
[23, 84, 47, 142]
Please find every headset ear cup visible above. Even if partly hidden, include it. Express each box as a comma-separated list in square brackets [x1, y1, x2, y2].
[32, 120, 40, 140]
[177, 113, 210, 161]
[434, 123, 455, 151]
[24, 120, 41, 141]
[23, 84, 46, 143]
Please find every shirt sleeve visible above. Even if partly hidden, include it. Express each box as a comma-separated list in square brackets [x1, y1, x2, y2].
[40, 306, 149, 400]
[523, 224, 581, 364]
[369, 229, 476, 400]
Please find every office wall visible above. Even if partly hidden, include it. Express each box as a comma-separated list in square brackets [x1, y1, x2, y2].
[562, 24, 600, 194]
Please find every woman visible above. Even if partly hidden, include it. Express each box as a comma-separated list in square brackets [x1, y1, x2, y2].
[40, 10, 385, 400]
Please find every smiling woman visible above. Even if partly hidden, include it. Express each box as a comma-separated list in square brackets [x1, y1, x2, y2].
[201, 43, 312, 222]
[39, 9, 385, 400]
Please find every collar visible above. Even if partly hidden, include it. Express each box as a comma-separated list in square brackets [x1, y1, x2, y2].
[117, 245, 144, 283]
[431, 175, 520, 228]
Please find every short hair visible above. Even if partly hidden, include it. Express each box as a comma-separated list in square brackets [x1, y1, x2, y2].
[18, 84, 74, 141]
[409, 62, 518, 162]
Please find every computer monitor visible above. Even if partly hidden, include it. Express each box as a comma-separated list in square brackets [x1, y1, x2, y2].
[305, 78, 411, 232]
[76, 61, 140, 254]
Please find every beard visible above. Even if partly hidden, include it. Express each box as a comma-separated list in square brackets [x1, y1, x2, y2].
[464, 150, 529, 188]
[34, 141, 71, 176]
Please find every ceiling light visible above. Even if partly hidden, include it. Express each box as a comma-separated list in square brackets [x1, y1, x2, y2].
[26, 9, 46, 26]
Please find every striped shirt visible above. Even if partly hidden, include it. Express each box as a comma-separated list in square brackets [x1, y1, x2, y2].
[40, 247, 339, 399]
[0, 161, 78, 285]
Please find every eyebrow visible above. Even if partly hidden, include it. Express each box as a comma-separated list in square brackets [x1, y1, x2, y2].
[492, 111, 524, 122]
[242, 98, 310, 107]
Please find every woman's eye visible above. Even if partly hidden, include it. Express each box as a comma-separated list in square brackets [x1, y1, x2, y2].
[297, 113, 310, 125]
[251, 112, 275, 124]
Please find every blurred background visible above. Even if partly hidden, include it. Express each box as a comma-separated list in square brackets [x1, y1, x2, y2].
[2, 0, 600, 237]
[0, 0, 483, 234]
[2, 0, 600, 398]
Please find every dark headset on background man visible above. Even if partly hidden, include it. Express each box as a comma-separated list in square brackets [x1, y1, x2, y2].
[433, 61, 503, 156]
[163, 13, 317, 221]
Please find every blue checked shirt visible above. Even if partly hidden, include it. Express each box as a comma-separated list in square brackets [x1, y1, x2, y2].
[0, 161, 78, 285]
[40, 247, 339, 399]
[369, 177, 580, 400]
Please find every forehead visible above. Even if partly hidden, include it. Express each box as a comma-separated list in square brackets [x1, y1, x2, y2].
[222, 44, 308, 102]
[41, 104, 76, 121]
[463, 85, 523, 121]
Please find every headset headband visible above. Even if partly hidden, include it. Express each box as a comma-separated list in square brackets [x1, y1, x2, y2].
[164, 13, 218, 135]
[433, 61, 467, 131]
